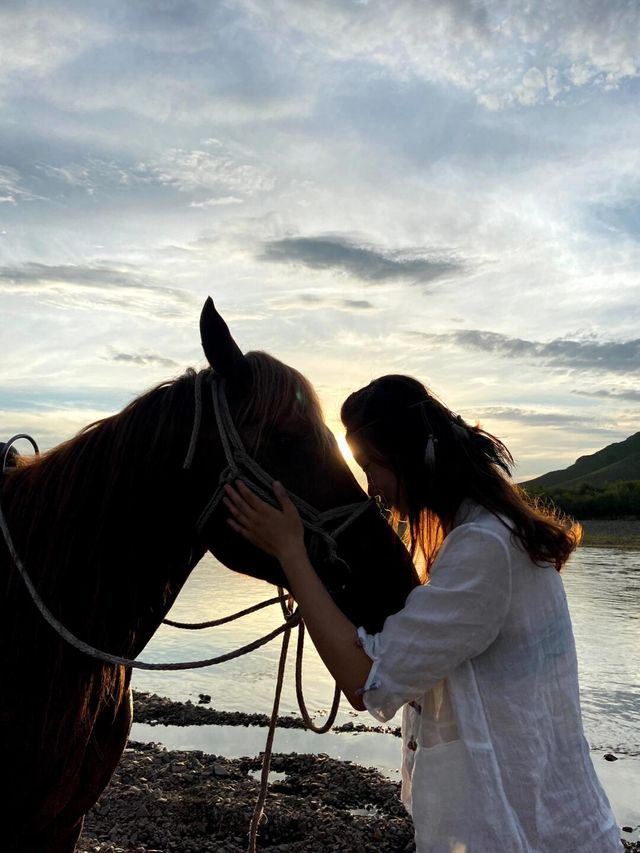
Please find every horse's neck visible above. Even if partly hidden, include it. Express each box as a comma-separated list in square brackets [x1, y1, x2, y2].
[87, 477, 203, 658]
[2, 454, 203, 661]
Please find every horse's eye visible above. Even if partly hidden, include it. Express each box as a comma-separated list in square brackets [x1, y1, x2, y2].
[276, 433, 294, 448]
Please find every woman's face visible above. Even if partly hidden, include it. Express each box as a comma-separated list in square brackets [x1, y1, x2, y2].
[352, 448, 406, 514]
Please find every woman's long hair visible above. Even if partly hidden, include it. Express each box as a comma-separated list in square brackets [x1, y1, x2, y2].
[341, 375, 581, 578]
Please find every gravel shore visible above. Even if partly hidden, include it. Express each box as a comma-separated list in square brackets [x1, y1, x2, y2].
[131, 691, 400, 736]
[77, 740, 415, 852]
[580, 519, 640, 549]
[76, 693, 639, 852]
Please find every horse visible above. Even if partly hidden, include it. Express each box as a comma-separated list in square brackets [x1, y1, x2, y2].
[0, 297, 419, 852]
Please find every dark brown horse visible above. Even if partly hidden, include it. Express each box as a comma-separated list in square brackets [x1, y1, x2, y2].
[0, 298, 418, 852]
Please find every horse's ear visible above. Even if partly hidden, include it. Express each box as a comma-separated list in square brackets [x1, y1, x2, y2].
[200, 297, 251, 383]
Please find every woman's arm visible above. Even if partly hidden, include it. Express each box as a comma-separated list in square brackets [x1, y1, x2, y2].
[224, 481, 370, 710]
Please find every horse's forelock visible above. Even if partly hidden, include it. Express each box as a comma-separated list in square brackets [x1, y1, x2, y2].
[237, 351, 332, 453]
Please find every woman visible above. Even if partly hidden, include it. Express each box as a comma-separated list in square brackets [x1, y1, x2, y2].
[224, 374, 622, 853]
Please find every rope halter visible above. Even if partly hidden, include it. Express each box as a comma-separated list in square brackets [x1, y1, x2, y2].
[0, 371, 373, 669]
[186, 371, 373, 576]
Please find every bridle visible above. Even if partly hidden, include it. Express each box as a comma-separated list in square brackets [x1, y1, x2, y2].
[187, 370, 374, 572]
[0, 370, 374, 670]
[1, 373, 379, 853]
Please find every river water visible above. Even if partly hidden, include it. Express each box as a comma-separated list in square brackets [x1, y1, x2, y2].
[131, 547, 640, 836]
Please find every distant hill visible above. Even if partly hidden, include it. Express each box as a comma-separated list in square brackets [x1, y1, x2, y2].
[524, 431, 640, 491]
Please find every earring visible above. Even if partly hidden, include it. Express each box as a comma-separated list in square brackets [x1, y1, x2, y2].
[424, 434, 438, 468]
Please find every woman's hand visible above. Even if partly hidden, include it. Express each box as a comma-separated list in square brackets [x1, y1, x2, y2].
[223, 480, 305, 564]
[225, 481, 371, 712]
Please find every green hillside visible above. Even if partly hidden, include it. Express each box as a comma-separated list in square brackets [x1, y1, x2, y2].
[522, 432, 640, 523]
[524, 431, 640, 491]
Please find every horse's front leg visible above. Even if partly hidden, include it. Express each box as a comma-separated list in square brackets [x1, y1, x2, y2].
[39, 686, 134, 853]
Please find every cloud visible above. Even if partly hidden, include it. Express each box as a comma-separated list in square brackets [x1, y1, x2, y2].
[4, 0, 639, 127]
[573, 388, 640, 403]
[246, 0, 640, 109]
[0, 263, 195, 318]
[0, 386, 129, 413]
[471, 407, 626, 442]
[269, 293, 377, 312]
[0, 3, 107, 88]
[473, 406, 598, 427]
[409, 329, 640, 374]
[261, 236, 463, 284]
[0, 165, 43, 204]
[189, 196, 244, 208]
[513, 67, 548, 107]
[36, 157, 143, 195]
[106, 0, 229, 56]
[107, 350, 179, 368]
[146, 141, 276, 197]
[589, 198, 640, 241]
[36, 140, 275, 204]
[0, 403, 123, 453]
[342, 298, 375, 310]
[41, 71, 310, 126]
[24, 5, 310, 127]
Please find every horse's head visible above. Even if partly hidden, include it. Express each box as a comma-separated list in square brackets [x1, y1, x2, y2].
[194, 297, 419, 633]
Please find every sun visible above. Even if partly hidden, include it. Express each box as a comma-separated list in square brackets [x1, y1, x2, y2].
[335, 431, 367, 489]
[336, 432, 355, 465]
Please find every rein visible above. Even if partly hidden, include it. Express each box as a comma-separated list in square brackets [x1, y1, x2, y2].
[187, 370, 372, 567]
[0, 375, 372, 853]
[0, 372, 371, 669]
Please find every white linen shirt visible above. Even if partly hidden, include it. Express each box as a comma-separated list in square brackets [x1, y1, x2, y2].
[357, 502, 622, 853]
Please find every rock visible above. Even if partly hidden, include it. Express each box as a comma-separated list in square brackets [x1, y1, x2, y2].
[604, 753, 618, 761]
[77, 744, 413, 853]
[71, 739, 491, 852]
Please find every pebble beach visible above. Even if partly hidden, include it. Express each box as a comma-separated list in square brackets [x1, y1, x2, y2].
[76, 693, 639, 853]
[78, 740, 415, 853]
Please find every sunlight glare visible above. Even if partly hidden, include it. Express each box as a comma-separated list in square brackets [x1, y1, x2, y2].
[337, 432, 354, 465]
[335, 431, 367, 489]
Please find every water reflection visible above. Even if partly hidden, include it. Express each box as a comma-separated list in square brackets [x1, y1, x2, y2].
[563, 548, 640, 752]
[131, 548, 640, 833]
[133, 548, 640, 751]
[129, 722, 640, 833]
[133, 554, 366, 727]
[131, 722, 403, 776]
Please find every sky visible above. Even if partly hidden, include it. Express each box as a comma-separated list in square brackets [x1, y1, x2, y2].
[1, 0, 639, 481]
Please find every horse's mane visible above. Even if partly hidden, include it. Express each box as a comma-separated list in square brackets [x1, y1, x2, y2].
[2, 352, 327, 628]
[1, 368, 203, 750]
[0, 351, 330, 755]
[3, 368, 199, 629]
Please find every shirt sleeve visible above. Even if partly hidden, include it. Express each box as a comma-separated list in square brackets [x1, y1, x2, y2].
[357, 523, 512, 722]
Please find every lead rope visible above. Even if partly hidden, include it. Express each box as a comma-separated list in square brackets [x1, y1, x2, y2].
[0, 506, 300, 671]
[162, 594, 287, 629]
[247, 588, 294, 853]
[0, 374, 370, 671]
[295, 620, 341, 733]
[246, 586, 342, 852]
[2, 372, 365, 850]
[164, 594, 340, 853]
